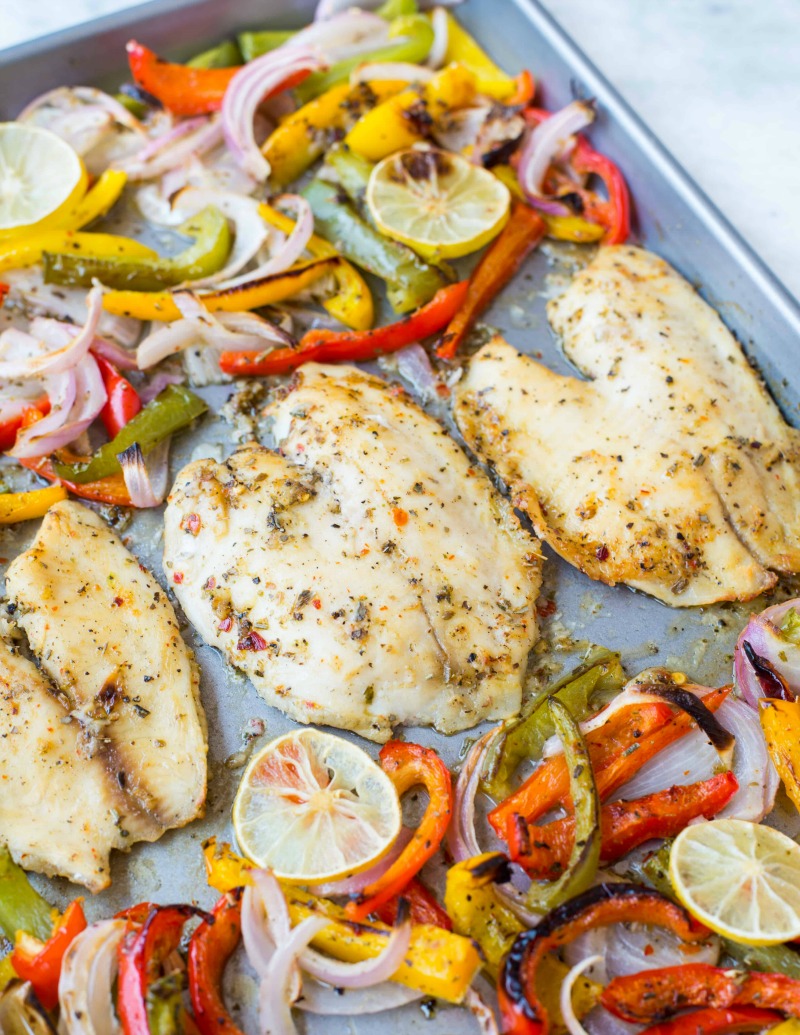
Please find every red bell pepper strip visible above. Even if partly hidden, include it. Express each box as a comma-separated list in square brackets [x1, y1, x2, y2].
[96, 355, 142, 439]
[0, 282, 8, 306]
[638, 1008, 783, 1035]
[570, 135, 632, 245]
[488, 686, 731, 843]
[11, 899, 87, 1010]
[188, 890, 246, 1035]
[497, 882, 709, 1035]
[118, 903, 205, 1035]
[508, 70, 535, 106]
[219, 281, 468, 377]
[0, 399, 50, 452]
[602, 963, 800, 1023]
[345, 742, 453, 922]
[19, 454, 133, 507]
[509, 771, 739, 877]
[437, 202, 546, 360]
[126, 41, 239, 115]
[374, 877, 453, 931]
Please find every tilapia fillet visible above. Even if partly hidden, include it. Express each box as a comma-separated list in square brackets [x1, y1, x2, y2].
[164, 363, 541, 741]
[454, 246, 800, 606]
[1, 501, 207, 891]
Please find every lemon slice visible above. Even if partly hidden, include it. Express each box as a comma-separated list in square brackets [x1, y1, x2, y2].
[670, 818, 800, 945]
[232, 728, 401, 883]
[366, 146, 510, 261]
[0, 123, 87, 238]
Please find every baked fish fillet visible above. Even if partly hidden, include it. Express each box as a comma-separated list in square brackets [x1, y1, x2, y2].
[2, 501, 207, 890]
[454, 246, 800, 606]
[164, 364, 541, 742]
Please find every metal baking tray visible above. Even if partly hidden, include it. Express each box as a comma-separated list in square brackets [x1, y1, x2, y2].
[2, 1, 800, 1031]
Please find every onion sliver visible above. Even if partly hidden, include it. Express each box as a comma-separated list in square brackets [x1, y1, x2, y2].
[561, 955, 604, 1035]
[118, 440, 170, 508]
[605, 923, 720, 980]
[299, 904, 411, 989]
[448, 726, 502, 863]
[259, 916, 332, 1035]
[311, 827, 413, 897]
[0, 286, 104, 379]
[171, 187, 269, 287]
[426, 7, 450, 69]
[59, 918, 126, 1035]
[213, 194, 314, 289]
[517, 99, 594, 198]
[351, 61, 434, 85]
[734, 600, 800, 706]
[297, 979, 423, 1015]
[464, 986, 500, 1035]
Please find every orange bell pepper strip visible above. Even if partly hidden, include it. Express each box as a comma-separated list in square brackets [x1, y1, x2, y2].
[126, 41, 239, 115]
[11, 900, 87, 1009]
[488, 686, 731, 844]
[508, 69, 536, 106]
[0, 282, 8, 306]
[509, 771, 739, 877]
[602, 963, 800, 1024]
[188, 890, 245, 1035]
[219, 280, 468, 377]
[498, 883, 710, 1035]
[345, 742, 453, 922]
[636, 1008, 784, 1035]
[437, 201, 546, 360]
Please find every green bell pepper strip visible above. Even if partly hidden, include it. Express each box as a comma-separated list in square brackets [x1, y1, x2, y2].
[115, 92, 149, 118]
[54, 384, 208, 485]
[42, 206, 232, 292]
[482, 647, 625, 802]
[188, 38, 242, 69]
[237, 29, 295, 62]
[325, 145, 376, 210]
[0, 848, 53, 945]
[377, 0, 419, 17]
[303, 177, 446, 313]
[524, 698, 601, 911]
[146, 971, 188, 1035]
[294, 15, 435, 103]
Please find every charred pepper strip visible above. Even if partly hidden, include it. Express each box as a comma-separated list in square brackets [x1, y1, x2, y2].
[570, 136, 632, 245]
[53, 384, 207, 484]
[345, 741, 453, 922]
[512, 772, 739, 877]
[126, 40, 239, 115]
[638, 1008, 783, 1035]
[483, 648, 625, 802]
[602, 963, 800, 1023]
[118, 904, 205, 1035]
[374, 878, 453, 931]
[437, 200, 546, 359]
[524, 698, 600, 910]
[188, 890, 245, 1035]
[498, 883, 709, 1035]
[11, 900, 87, 1010]
[219, 281, 467, 377]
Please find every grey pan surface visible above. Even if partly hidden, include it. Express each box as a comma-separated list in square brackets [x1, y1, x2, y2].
[2, 1, 800, 1030]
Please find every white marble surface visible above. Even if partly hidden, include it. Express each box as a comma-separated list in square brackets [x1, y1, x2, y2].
[1, 0, 798, 299]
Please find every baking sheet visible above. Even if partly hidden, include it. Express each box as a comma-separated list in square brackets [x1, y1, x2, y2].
[2, 1, 800, 1031]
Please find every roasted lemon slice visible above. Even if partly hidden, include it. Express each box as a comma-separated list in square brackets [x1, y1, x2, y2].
[366, 146, 510, 261]
[0, 123, 87, 238]
[232, 728, 401, 884]
[670, 818, 800, 945]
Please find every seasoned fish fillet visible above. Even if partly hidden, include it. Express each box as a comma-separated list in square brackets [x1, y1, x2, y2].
[164, 364, 540, 741]
[2, 501, 207, 890]
[454, 246, 800, 606]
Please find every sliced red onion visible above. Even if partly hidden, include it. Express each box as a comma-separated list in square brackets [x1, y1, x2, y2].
[260, 916, 332, 1035]
[583, 1005, 643, 1035]
[118, 440, 170, 508]
[426, 6, 450, 69]
[449, 726, 503, 863]
[0, 287, 103, 379]
[0, 381, 46, 426]
[139, 371, 185, 405]
[116, 115, 224, 181]
[213, 194, 314, 289]
[241, 883, 278, 979]
[563, 927, 610, 984]
[9, 354, 106, 458]
[222, 48, 325, 181]
[90, 335, 139, 372]
[311, 827, 413, 897]
[517, 99, 594, 199]
[562, 955, 604, 1035]
[18, 86, 145, 136]
[351, 61, 435, 85]
[58, 918, 125, 1035]
[394, 343, 439, 401]
[275, 303, 345, 333]
[295, 10, 390, 59]
[297, 979, 422, 1015]
[605, 923, 720, 980]
[300, 904, 411, 989]
[734, 600, 800, 707]
[465, 987, 499, 1035]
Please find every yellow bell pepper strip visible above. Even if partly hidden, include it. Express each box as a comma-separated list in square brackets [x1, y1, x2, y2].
[493, 165, 606, 242]
[303, 177, 447, 313]
[102, 256, 339, 321]
[760, 699, 800, 813]
[55, 169, 129, 231]
[237, 30, 295, 63]
[439, 11, 516, 100]
[263, 80, 406, 187]
[345, 62, 476, 161]
[53, 383, 207, 484]
[437, 199, 546, 359]
[0, 230, 156, 276]
[257, 203, 373, 329]
[295, 14, 435, 104]
[43, 206, 232, 290]
[0, 485, 67, 524]
[201, 838, 482, 1004]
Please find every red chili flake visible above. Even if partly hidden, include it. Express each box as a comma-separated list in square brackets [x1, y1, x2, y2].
[435, 383, 451, 399]
[173, 572, 184, 584]
[113, 596, 124, 607]
[537, 598, 557, 618]
[181, 513, 201, 536]
[595, 544, 609, 561]
[218, 617, 233, 632]
[392, 507, 409, 528]
[312, 598, 321, 609]
[203, 576, 216, 591]
[238, 631, 267, 652]
[644, 944, 654, 956]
